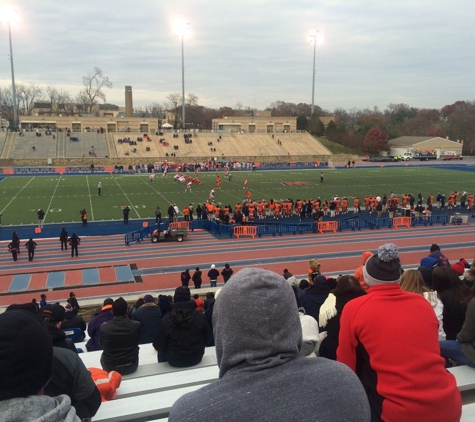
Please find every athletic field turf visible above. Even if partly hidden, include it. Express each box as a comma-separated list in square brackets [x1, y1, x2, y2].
[0, 166, 473, 226]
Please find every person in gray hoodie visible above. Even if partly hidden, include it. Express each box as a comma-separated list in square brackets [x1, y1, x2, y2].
[168, 267, 371, 422]
[0, 309, 80, 422]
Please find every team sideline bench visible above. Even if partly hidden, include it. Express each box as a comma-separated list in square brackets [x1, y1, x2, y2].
[93, 384, 208, 422]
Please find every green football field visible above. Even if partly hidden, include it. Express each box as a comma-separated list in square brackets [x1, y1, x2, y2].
[0, 166, 473, 226]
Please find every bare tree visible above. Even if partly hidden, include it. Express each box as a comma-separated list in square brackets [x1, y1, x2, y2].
[78, 67, 112, 114]
[146, 102, 164, 118]
[0, 87, 14, 127]
[16, 83, 43, 116]
[56, 89, 74, 116]
[186, 93, 199, 107]
[165, 93, 182, 129]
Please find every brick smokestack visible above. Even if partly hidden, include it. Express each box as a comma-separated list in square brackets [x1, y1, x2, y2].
[125, 86, 133, 118]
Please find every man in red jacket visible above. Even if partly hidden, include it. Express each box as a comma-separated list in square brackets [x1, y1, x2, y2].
[337, 243, 461, 422]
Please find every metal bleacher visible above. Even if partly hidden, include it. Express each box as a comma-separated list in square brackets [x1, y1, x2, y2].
[12, 131, 58, 159]
[65, 132, 109, 158]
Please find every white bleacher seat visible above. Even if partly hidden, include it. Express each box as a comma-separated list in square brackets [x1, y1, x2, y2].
[462, 403, 475, 421]
[116, 365, 219, 398]
[79, 344, 216, 368]
[448, 366, 475, 391]
[92, 384, 209, 422]
[122, 354, 217, 380]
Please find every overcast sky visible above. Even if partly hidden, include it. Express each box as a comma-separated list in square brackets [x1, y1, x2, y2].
[1, 0, 474, 112]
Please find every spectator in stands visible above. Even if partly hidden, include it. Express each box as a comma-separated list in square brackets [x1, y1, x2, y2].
[100, 297, 141, 375]
[400, 269, 446, 340]
[129, 297, 144, 317]
[208, 264, 219, 287]
[68, 233, 81, 257]
[61, 303, 86, 342]
[40, 293, 47, 308]
[463, 259, 475, 289]
[169, 268, 371, 421]
[440, 292, 475, 367]
[193, 294, 204, 312]
[353, 251, 372, 291]
[428, 243, 451, 267]
[132, 294, 162, 344]
[67, 291, 80, 315]
[432, 266, 470, 340]
[291, 286, 320, 357]
[319, 276, 366, 360]
[221, 263, 234, 283]
[59, 227, 68, 251]
[0, 310, 79, 421]
[337, 243, 461, 422]
[282, 268, 293, 279]
[192, 267, 202, 289]
[86, 298, 114, 352]
[158, 295, 172, 315]
[300, 259, 331, 324]
[39, 304, 77, 353]
[153, 286, 212, 367]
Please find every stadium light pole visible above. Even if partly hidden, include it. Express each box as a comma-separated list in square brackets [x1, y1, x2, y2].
[174, 20, 191, 131]
[1, 5, 19, 130]
[307, 29, 323, 116]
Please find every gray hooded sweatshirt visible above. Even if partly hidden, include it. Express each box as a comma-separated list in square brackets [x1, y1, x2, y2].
[169, 267, 370, 422]
[0, 394, 79, 422]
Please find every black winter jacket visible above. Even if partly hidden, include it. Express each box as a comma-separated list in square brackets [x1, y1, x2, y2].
[153, 301, 213, 367]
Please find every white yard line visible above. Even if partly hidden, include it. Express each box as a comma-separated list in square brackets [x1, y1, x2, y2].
[44, 176, 63, 223]
[86, 175, 95, 220]
[112, 174, 141, 218]
[135, 174, 186, 216]
[0, 176, 35, 214]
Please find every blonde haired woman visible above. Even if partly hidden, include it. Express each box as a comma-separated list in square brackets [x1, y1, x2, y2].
[401, 269, 446, 340]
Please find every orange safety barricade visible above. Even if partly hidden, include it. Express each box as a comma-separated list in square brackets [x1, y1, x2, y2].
[318, 221, 338, 234]
[392, 217, 411, 229]
[233, 226, 257, 239]
[169, 221, 190, 230]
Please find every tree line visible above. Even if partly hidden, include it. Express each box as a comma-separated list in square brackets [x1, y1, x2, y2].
[1, 69, 473, 154]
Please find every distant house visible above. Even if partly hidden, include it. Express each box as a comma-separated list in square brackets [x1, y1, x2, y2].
[387, 136, 463, 158]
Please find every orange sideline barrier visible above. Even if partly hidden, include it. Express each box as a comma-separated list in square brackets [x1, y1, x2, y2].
[392, 217, 412, 229]
[233, 225, 257, 239]
[55, 167, 65, 175]
[105, 166, 114, 174]
[3, 168, 14, 175]
[169, 221, 190, 230]
[318, 221, 338, 234]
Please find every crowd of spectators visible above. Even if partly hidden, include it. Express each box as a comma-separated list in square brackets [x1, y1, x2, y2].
[2, 241, 475, 421]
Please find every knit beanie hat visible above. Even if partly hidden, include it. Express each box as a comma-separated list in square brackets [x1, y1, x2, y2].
[143, 294, 154, 303]
[174, 286, 191, 303]
[0, 310, 53, 400]
[363, 243, 402, 286]
[451, 259, 468, 276]
[430, 244, 440, 252]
